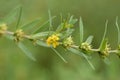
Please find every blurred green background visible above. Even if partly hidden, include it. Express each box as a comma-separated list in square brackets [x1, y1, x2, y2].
[0, 0, 120, 80]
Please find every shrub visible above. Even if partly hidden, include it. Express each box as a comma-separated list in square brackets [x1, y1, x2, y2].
[0, 6, 120, 70]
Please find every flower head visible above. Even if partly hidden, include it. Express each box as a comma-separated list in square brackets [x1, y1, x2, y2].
[102, 44, 110, 56]
[99, 44, 110, 58]
[46, 34, 60, 48]
[80, 42, 92, 51]
[14, 29, 25, 42]
[0, 23, 7, 36]
[63, 36, 74, 47]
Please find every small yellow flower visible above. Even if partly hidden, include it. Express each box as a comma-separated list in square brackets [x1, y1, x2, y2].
[63, 36, 74, 47]
[80, 42, 92, 51]
[101, 44, 110, 57]
[46, 34, 60, 48]
[0, 23, 7, 36]
[14, 29, 25, 42]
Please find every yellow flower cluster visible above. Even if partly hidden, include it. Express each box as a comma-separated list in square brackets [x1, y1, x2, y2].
[80, 42, 91, 51]
[0, 23, 7, 36]
[102, 44, 110, 57]
[63, 36, 74, 47]
[14, 29, 25, 42]
[46, 34, 60, 48]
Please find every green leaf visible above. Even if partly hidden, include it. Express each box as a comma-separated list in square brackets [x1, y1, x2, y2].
[5, 35, 14, 40]
[3, 5, 22, 24]
[56, 23, 64, 32]
[17, 42, 36, 61]
[103, 57, 110, 64]
[51, 48, 67, 63]
[32, 16, 56, 34]
[67, 48, 95, 70]
[85, 35, 94, 44]
[79, 17, 84, 44]
[48, 10, 53, 31]
[61, 28, 74, 39]
[31, 31, 54, 39]
[36, 41, 49, 47]
[99, 20, 108, 50]
[82, 53, 95, 70]
[69, 16, 74, 23]
[115, 16, 120, 44]
[20, 18, 41, 31]
[100, 39, 108, 51]
[69, 15, 78, 24]
[67, 48, 84, 56]
[16, 6, 22, 29]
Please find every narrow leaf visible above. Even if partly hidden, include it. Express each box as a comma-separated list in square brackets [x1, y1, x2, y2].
[103, 57, 110, 64]
[67, 48, 84, 56]
[99, 20, 108, 49]
[16, 6, 22, 29]
[48, 10, 53, 31]
[5, 35, 14, 40]
[51, 48, 67, 63]
[100, 39, 108, 51]
[79, 17, 84, 44]
[33, 16, 56, 33]
[69, 16, 74, 22]
[31, 31, 54, 39]
[85, 35, 94, 44]
[68, 48, 95, 70]
[69, 15, 78, 24]
[56, 23, 64, 32]
[36, 41, 49, 47]
[3, 5, 21, 24]
[17, 42, 36, 61]
[61, 29, 74, 39]
[115, 16, 120, 44]
[82, 53, 95, 70]
[20, 18, 41, 31]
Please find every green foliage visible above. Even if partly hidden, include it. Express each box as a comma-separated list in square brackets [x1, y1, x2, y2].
[85, 36, 93, 44]
[3, 5, 22, 25]
[61, 29, 74, 39]
[16, 6, 22, 29]
[67, 48, 95, 70]
[20, 18, 41, 32]
[79, 17, 84, 44]
[48, 10, 53, 31]
[33, 16, 56, 33]
[115, 16, 120, 44]
[69, 15, 78, 24]
[99, 20, 108, 50]
[36, 40, 49, 47]
[17, 42, 36, 61]
[51, 47, 67, 63]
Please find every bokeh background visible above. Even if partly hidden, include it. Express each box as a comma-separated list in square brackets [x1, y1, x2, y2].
[0, 0, 120, 80]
